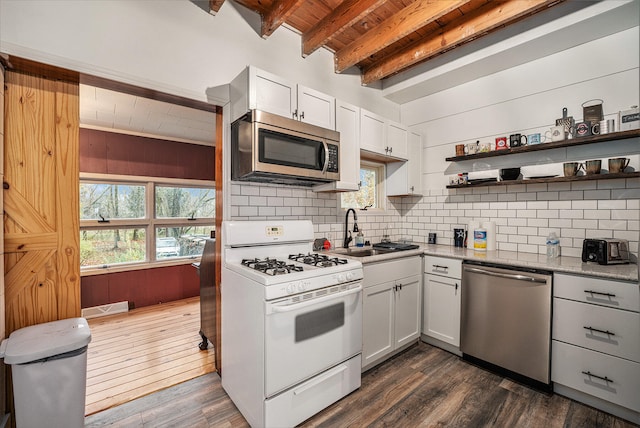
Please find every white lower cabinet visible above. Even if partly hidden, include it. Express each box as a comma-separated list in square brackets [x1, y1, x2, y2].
[552, 273, 640, 422]
[421, 256, 462, 352]
[362, 256, 421, 371]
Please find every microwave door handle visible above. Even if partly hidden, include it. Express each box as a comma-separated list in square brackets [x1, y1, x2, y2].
[321, 140, 329, 174]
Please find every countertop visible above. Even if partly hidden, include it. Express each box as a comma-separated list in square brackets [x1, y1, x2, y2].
[326, 245, 639, 283]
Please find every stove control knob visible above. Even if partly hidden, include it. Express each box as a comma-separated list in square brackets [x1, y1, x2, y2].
[346, 272, 354, 281]
[337, 274, 346, 283]
[286, 284, 296, 294]
[297, 283, 306, 292]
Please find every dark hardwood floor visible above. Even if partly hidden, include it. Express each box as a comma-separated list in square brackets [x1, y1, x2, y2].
[85, 342, 638, 427]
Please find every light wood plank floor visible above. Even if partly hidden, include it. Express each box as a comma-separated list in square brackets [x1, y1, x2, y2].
[85, 341, 638, 427]
[85, 297, 216, 416]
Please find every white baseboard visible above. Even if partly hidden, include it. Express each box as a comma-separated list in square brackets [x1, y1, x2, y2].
[81, 301, 129, 319]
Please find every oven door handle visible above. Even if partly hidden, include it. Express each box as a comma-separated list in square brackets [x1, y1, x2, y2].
[270, 285, 362, 313]
[321, 140, 329, 174]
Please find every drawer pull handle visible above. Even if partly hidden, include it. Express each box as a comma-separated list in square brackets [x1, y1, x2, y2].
[583, 326, 615, 336]
[584, 290, 616, 298]
[432, 264, 448, 271]
[581, 371, 613, 384]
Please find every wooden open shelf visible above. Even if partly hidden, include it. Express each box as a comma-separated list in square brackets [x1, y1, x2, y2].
[445, 129, 640, 162]
[446, 171, 640, 189]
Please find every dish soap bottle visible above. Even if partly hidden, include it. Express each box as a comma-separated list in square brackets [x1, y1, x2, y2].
[546, 232, 560, 258]
[355, 230, 365, 247]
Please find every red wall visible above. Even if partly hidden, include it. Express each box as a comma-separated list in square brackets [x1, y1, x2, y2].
[79, 128, 214, 179]
[81, 265, 200, 309]
[79, 128, 213, 309]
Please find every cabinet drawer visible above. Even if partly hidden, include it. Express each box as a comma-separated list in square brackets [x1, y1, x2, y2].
[554, 273, 639, 312]
[553, 298, 640, 362]
[552, 340, 640, 412]
[363, 256, 421, 288]
[424, 256, 461, 279]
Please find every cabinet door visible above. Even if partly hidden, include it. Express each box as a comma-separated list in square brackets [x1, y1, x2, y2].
[407, 131, 422, 194]
[386, 133, 423, 196]
[386, 121, 408, 160]
[251, 67, 296, 119]
[297, 85, 335, 129]
[394, 275, 421, 349]
[362, 281, 395, 368]
[360, 109, 386, 155]
[422, 274, 461, 347]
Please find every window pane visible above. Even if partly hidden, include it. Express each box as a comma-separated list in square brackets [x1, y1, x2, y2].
[80, 183, 146, 220]
[156, 226, 214, 258]
[81, 228, 146, 267]
[341, 167, 377, 209]
[155, 186, 215, 219]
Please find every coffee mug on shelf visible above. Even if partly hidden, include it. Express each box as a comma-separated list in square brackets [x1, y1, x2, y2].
[546, 125, 565, 142]
[608, 157, 630, 173]
[585, 159, 601, 175]
[572, 121, 593, 138]
[527, 133, 544, 145]
[509, 133, 527, 147]
[563, 162, 584, 177]
[495, 137, 508, 150]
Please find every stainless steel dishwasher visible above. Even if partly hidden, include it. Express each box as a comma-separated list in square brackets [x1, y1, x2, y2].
[461, 262, 552, 389]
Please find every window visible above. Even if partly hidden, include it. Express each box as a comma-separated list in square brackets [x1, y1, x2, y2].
[80, 176, 215, 271]
[340, 162, 385, 210]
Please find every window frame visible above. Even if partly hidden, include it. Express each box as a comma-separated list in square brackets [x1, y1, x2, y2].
[339, 160, 386, 214]
[80, 172, 215, 276]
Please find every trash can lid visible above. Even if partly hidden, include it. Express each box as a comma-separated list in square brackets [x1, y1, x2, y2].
[0, 318, 92, 364]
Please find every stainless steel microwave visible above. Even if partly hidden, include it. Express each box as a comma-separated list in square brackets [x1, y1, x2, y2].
[231, 110, 340, 186]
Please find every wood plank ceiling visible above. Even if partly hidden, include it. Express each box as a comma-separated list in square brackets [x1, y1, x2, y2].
[210, 0, 565, 85]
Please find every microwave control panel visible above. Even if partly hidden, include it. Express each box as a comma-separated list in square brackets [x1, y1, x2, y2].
[327, 144, 339, 173]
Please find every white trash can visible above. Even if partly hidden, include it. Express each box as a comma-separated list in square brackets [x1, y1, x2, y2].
[0, 317, 92, 428]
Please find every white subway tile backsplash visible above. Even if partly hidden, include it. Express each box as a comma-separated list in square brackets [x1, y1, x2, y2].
[559, 210, 583, 219]
[598, 220, 627, 230]
[597, 179, 627, 189]
[584, 190, 611, 200]
[559, 191, 583, 200]
[549, 219, 572, 228]
[549, 200, 572, 209]
[571, 200, 597, 209]
[232, 170, 638, 256]
[584, 209, 610, 220]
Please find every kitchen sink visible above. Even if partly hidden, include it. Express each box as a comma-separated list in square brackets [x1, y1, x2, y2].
[331, 248, 396, 258]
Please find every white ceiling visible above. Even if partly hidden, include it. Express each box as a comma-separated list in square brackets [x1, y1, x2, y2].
[79, 85, 216, 146]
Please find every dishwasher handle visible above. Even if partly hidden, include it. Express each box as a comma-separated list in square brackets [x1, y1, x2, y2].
[464, 266, 548, 284]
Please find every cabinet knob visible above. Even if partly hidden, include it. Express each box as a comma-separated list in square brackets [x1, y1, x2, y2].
[300, 111, 305, 120]
[293, 109, 298, 119]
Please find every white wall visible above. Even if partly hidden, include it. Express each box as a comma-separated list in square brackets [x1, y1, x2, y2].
[399, 27, 640, 258]
[0, 0, 399, 119]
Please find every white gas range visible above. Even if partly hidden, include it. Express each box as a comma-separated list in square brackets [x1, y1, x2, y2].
[221, 220, 363, 428]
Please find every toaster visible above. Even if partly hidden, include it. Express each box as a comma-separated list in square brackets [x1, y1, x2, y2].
[582, 238, 630, 265]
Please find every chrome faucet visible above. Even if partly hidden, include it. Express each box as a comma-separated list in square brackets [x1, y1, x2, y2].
[343, 208, 359, 248]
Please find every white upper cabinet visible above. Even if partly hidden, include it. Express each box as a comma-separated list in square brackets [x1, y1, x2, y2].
[230, 66, 335, 130]
[387, 131, 423, 196]
[296, 84, 336, 130]
[360, 109, 387, 155]
[360, 108, 408, 162]
[385, 121, 408, 160]
[313, 100, 360, 192]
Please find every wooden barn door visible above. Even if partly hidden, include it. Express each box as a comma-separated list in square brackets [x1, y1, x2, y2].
[3, 70, 80, 335]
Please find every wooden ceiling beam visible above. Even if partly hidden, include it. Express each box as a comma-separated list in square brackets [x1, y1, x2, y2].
[362, 0, 562, 84]
[334, 0, 472, 73]
[209, 0, 225, 14]
[302, 0, 387, 57]
[261, 0, 306, 38]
